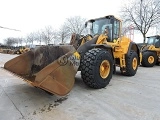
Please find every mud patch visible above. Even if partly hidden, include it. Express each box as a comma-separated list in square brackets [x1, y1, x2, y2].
[55, 97, 68, 104]
[47, 103, 54, 111]
[32, 96, 68, 115]
[33, 111, 36, 115]
[40, 108, 45, 112]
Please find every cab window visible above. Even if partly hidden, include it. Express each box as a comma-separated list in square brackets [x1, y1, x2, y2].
[113, 20, 120, 40]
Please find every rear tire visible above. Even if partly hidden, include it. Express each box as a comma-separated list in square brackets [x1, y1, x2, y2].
[122, 51, 138, 76]
[80, 48, 113, 89]
[141, 51, 157, 67]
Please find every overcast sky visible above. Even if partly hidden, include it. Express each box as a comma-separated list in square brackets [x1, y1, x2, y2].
[0, 0, 124, 43]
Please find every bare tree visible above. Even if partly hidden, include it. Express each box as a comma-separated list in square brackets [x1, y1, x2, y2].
[13, 37, 24, 46]
[64, 16, 86, 35]
[41, 26, 55, 45]
[4, 37, 16, 46]
[54, 25, 70, 44]
[121, 0, 160, 43]
[35, 30, 44, 45]
[23, 38, 29, 46]
[18, 37, 23, 46]
[13, 38, 18, 46]
[26, 32, 37, 47]
[156, 22, 160, 34]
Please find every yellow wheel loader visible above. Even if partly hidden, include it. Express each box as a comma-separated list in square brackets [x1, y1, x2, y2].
[4, 15, 141, 96]
[140, 35, 160, 67]
[14, 47, 30, 54]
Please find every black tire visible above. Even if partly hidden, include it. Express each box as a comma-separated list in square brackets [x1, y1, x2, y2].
[141, 51, 157, 67]
[122, 51, 138, 76]
[80, 48, 113, 89]
[156, 59, 160, 65]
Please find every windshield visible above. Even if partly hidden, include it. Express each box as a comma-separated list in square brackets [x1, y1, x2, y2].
[147, 37, 156, 45]
[86, 18, 112, 39]
[86, 18, 113, 40]
[92, 18, 112, 35]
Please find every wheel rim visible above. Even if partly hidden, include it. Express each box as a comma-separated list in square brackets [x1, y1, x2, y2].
[148, 56, 154, 64]
[100, 60, 110, 79]
[132, 58, 137, 70]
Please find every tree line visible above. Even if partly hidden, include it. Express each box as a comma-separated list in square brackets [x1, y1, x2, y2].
[3, 16, 86, 47]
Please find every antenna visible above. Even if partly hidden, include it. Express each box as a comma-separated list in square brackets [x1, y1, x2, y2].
[0, 26, 20, 31]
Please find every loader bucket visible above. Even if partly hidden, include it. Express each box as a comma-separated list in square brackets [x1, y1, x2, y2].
[4, 45, 80, 96]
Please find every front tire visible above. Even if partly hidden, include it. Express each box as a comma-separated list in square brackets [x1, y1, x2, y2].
[141, 51, 157, 67]
[80, 48, 113, 89]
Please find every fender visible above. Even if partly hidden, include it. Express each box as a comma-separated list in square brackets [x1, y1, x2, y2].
[77, 36, 99, 57]
[127, 41, 141, 64]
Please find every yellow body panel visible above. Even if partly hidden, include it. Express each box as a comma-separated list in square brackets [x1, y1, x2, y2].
[148, 45, 160, 52]
[95, 35, 132, 68]
[80, 35, 93, 45]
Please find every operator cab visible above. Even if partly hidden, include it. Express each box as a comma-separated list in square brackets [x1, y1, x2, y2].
[146, 35, 160, 48]
[85, 15, 121, 42]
